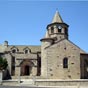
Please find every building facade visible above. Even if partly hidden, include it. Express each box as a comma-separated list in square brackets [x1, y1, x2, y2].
[0, 11, 88, 79]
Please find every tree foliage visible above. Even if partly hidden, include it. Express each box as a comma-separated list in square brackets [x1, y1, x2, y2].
[0, 57, 8, 70]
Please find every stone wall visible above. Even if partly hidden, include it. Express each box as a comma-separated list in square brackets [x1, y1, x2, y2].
[35, 79, 88, 87]
[41, 39, 80, 79]
[41, 40, 52, 78]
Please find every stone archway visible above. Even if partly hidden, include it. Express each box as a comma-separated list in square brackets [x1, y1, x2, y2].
[20, 59, 34, 76]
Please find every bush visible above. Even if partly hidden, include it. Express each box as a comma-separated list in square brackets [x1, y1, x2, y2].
[0, 57, 8, 70]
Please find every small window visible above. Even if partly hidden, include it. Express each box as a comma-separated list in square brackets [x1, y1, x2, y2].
[51, 27, 54, 34]
[63, 58, 68, 68]
[25, 50, 29, 54]
[12, 49, 16, 53]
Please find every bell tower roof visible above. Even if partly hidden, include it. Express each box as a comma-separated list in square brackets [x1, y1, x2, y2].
[52, 10, 63, 23]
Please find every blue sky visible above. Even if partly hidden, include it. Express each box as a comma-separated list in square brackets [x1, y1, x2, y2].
[0, 1, 88, 52]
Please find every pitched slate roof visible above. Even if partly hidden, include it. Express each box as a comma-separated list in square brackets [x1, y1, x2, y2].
[52, 10, 63, 23]
[5, 45, 41, 53]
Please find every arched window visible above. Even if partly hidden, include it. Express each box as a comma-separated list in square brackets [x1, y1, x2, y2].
[25, 49, 29, 54]
[11, 46, 18, 53]
[12, 49, 16, 53]
[63, 57, 68, 68]
[23, 47, 31, 54]
[65, 28, 68, 35]
[51, 27, 54, 34]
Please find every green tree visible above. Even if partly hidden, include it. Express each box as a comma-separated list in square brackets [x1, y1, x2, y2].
[0, 57, 8, 70]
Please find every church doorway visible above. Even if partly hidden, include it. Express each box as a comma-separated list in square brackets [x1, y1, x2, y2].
[24, 65, 30, 75]
[20, 59, 34, 76]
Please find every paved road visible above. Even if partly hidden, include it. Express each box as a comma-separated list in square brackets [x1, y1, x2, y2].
[0, 85, 76, 88]
[0, 86, 65, 88]
[0, 85, 87, 88]
[0, 85, 78, 88]
[0, 86, 66, 88]
[0, 86, 41, 88]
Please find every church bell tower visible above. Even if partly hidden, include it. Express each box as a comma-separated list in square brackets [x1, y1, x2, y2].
[44, 10, 69, 42]
[40, 11, 69, 78]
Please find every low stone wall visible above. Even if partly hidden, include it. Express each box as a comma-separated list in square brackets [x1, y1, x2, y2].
[1, 79, 88, 87]
[35, 79, 88, 87]
[2, 80, 18, 86]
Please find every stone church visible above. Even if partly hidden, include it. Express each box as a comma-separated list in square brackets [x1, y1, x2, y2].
[0, 11, 88, 80]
